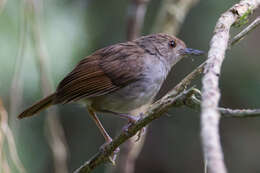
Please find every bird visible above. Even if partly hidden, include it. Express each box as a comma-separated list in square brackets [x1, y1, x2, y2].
[18, 33, 203, 154]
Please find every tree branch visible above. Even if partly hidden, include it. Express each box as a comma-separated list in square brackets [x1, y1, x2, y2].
[183, 90, 260, 118]
[200, 1, 260, 173]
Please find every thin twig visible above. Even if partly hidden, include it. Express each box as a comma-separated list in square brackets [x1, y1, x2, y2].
[184, 90, 260, 118]
[219, 108, 260, 117]
[230, 16, 260, 46]
[0, 99, 26, 173]
[29, 1, 69, 173]
[200, 1, 260, 173]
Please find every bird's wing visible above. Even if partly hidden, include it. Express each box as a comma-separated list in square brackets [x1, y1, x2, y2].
[55, 42, 146, 103]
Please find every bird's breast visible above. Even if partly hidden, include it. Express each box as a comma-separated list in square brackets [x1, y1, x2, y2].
[90, 58, 169, 114]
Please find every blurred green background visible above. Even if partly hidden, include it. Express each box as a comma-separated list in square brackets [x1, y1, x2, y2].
[1, 0, 260, 173]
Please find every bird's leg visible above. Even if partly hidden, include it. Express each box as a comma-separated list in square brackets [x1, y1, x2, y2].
[87, 107, 119, 165]
[87, 107, 112, 142]
[100, 109, 145, 141]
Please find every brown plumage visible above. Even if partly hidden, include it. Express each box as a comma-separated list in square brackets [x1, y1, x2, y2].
[18, 94, 55, 119]
[19, 42, 145, 118]
[55, 41, 145, 103]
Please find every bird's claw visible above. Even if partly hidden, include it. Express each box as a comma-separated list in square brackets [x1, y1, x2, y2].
[99, 138, 120, 165]
[122, 113, 146, 142]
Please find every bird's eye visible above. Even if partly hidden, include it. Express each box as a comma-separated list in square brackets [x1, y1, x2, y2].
[169, 40, 176, 48]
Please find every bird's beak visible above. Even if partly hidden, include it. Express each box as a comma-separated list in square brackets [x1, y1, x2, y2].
[181, 48, 204, 56]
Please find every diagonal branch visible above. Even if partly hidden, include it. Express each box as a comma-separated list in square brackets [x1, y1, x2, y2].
[74, 87, 198, 173]
[200, 1, 260, 173]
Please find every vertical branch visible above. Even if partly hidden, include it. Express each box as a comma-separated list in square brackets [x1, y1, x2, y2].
[28, 1, 69, 173]
[0, 99, 26, 173]
[200, 1, 260, 173]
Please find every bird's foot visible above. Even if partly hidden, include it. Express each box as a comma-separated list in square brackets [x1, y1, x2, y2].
[122, 113, 146, 142]
[99, 137, 120, 165]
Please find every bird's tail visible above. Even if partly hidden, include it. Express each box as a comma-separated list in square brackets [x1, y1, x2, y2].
[18, 93, 56, 119]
